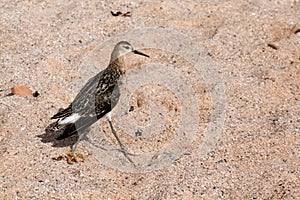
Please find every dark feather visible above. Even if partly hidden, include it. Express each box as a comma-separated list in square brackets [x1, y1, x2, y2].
[51, 105, 72, 119]
[51, 58, 124, 139]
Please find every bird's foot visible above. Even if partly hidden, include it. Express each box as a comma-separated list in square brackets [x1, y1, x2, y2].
[117, 145, 137, 166]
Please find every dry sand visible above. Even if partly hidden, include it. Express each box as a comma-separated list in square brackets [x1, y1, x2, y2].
[0, 0, 299, 199]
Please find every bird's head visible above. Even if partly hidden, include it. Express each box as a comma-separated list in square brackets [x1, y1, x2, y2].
[110, 41, 149, 62]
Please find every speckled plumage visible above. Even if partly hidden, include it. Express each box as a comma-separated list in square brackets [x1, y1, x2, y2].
[51, 58, 125, 138]
[50, 41, 149, 163]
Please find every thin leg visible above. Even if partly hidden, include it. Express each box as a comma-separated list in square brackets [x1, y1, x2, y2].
[106, 113, 135, 165]
[72, 131, 87, 154]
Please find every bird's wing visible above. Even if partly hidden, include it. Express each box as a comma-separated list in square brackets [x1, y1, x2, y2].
[51, 66, 121, 124]
[51, 70, 105, 120]
[71, 68, 121, 118]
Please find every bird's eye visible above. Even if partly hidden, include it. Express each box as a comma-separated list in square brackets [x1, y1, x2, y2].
[124, 45, 130, 49]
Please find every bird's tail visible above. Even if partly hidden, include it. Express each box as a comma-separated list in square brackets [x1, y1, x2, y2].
[56, 117, 98, 140]
[51, 105, 73, 119]
[51, 119, 63, 131]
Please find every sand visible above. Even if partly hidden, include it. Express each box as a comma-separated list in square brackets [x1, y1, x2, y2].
[0, 0, 299, 199]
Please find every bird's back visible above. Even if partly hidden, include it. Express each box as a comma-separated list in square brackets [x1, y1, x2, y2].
[51, 59, 125, 122]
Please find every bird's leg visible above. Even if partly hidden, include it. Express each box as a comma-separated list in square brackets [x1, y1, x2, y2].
[71, 131, 87, 155]
[106, 112, 135, 165]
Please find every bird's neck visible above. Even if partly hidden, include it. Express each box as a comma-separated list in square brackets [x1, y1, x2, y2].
[108, 56, 126, 74]
[108, 56, 125, 75]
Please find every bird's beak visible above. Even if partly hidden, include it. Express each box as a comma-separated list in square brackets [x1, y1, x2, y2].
[133, 50, 150, 58]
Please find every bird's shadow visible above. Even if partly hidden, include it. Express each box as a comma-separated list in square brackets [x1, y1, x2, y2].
[37, 122, 79, 148]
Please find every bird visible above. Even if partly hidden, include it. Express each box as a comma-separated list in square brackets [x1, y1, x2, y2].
[50, 41, 149, 164]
